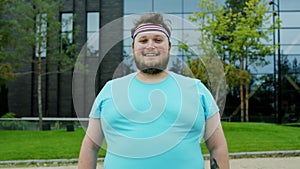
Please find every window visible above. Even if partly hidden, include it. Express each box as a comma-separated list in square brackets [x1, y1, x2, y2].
[154, 0, 182, 13]
[281, 0, 300, 10]
[124, 0, 152, 14]
[87, 12, 100, 57]
[61, 13, 73, 51]
[184, 0, 200, 13]
[281, 12, 300, 27]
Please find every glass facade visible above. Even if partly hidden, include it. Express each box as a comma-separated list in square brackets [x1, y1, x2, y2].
[124, 0, 300, 72]
[277, 0, 300, 123]
[123, 0, 300, 122]
[4, 0, 299, 121]
[123, 0, 216, 69]
[87, 12, 100, 57]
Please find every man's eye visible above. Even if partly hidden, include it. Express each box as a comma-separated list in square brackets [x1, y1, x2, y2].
[139, 39, 147, 43]
[155, 39, 163, 42]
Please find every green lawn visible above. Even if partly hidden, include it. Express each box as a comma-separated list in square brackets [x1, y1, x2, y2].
[201, 122, 300, 154]
[0, 129, 84, 160]
[0, 122, 299, 160]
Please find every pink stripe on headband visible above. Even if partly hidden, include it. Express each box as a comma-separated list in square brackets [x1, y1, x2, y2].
[132, 24, 170, 40]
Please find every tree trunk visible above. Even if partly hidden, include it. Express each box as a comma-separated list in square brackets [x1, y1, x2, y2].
[240, 84, 244, 122]
[245, 83, 249, 122]
[239, 60, 244, 122]
[245, 50, 249, 122]
[37, 13, 44, 130]
[38, 55, 43, 130]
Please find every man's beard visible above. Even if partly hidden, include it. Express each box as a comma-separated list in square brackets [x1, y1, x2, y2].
[134, 53, 169, 75]
[141, 68, 163, 74]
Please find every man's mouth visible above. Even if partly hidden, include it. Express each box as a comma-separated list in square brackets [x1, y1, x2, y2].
[143, 53, 159, 57]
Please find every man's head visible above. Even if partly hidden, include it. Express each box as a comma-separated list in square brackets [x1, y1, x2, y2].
[131, 13, 172, 74]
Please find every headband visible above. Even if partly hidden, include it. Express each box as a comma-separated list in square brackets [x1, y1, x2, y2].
[132, 24, 170, 40]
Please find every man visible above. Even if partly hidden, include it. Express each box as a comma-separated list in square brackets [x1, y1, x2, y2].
[78, 12, 229, 169]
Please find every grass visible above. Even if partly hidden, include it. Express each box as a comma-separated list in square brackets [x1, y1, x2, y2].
[0, 122, 299, 161]
[201, 122, 300, 154]
[225, 122, 300, 152]
[0, 129, 106, 161]
[0, 129, 85, 160]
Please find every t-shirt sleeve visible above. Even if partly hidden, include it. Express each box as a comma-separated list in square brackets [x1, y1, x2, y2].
[197, 81, 219, 120]
[89, 81, 112, 118]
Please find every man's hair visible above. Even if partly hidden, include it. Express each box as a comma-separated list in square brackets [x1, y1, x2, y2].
[131, 12, 171, 38]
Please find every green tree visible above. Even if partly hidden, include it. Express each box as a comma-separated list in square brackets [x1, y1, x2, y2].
[189, 0, 274, 121]
[179, 37, 227, 114]
[0, 0, 17, 87]
[0, 0, 20, 115]
[4, 0, 79, 130]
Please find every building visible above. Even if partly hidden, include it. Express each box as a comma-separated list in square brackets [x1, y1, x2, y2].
[4, 0, 124, 118]
[2, 0, 300, 122]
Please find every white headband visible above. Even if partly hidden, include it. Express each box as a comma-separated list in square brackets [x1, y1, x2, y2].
[132, 24, 170, 40]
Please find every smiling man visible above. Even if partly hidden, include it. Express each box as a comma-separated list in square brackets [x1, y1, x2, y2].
[78, 12, 229, 169]
[132, 23, 170, 75]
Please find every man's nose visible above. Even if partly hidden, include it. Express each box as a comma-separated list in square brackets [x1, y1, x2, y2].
[146, 40, 155, 48]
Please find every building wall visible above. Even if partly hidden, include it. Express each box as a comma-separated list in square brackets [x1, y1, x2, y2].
[6, 0, 124, 117]
[4, 0, 300, 121]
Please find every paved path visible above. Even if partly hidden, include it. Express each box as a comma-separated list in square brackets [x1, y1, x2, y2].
[1, 157, 300, 169]
[228, 157, 300, 169]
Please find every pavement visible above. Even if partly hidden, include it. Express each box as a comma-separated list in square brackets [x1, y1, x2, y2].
[1, 151, 299, 169]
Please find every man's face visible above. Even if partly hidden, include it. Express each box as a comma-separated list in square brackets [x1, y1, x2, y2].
[132, 31, 171, 74]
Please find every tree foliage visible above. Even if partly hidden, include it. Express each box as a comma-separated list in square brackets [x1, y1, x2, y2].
[10, 0, 79, 71]
[1, 0, 79, 129]
[185, 0, 274, 121]
[0, 0, 17, 86]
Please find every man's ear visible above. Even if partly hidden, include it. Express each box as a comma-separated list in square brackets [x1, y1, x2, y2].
[168, 42, 172, 51]
[132, 42, 134, 50]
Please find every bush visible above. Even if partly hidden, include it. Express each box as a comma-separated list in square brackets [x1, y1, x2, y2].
[0, 112, 27, 130]
[1, 112, 16, 118]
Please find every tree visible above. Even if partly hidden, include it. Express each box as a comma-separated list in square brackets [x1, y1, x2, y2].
[4, 0, 79, 130]
[189, 0, 274, 121]
[178, 38, 227, 114]
[0, 0, 17, 87]
[0, 0, 20, 115]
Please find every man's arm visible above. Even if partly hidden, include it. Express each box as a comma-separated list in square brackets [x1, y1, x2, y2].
[205, 113, 229, 169]
[78, 118, 104, 169]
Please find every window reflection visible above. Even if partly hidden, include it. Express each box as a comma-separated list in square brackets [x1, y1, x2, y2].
[124, 0, 152, 14]
[281, 0, 299, 10]
[281, 29, 300, 45]
[87, 12, 100, 57]
[281, 12, 300, 27]
[183, 0, 200, 13]
[123, 0, 300, 72]
[61, 13, 73, 51]
[154, 0, 181, 13]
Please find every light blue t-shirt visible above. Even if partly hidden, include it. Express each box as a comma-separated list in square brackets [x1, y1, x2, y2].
[89, 72, 219, 169]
